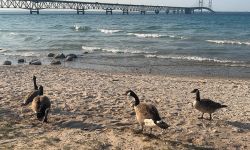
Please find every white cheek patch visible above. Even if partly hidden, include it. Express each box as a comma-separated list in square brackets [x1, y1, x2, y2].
[144, 119, 156, 127]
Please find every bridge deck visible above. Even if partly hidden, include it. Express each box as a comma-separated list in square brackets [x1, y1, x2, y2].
[0, 0, 215, 14]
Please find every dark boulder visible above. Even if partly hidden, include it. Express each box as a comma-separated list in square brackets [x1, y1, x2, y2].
[50, 60, 61, 65]
[66, 54, 77, 58]
[54, 53, 66, 59]
[29, 59, 42, 65]
[3, 60, 11, 65]
[65, 56, 73, 61]
[48, 53, 55, 57]
[18, 59, 25, 63]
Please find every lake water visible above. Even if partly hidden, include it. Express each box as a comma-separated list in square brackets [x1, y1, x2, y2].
[1, 11, 250, 78]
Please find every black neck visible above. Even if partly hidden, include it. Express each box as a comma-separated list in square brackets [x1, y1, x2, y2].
[196, 91, 200, 101]
[130, 92, 140, 106]
[33, 78, 38, 90]
[39, 87, 43, 96]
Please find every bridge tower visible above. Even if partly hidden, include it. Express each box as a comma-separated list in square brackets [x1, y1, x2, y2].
[199, 0, 203, 7]
[208, 0, 213, 9]
[198, 0, 203, 12]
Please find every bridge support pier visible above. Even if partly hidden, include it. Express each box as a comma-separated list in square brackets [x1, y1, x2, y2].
[185, 8, 193, 14]
[165, 9, 169, 14]
[77, 8, 85, 14]
[122, 9, 128, 15]
[106, 8, 112, 15]
[30, 9, 39, 14]
[140, 10, 146, 15]
[155, 10, 159, 14]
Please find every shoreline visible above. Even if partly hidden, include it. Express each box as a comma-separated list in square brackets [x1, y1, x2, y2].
[0, 65, 249, 149]
[2, 54, 250, 80]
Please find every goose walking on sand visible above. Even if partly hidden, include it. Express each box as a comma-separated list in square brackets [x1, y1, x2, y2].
[21, 76, 39, 106]
[191, 89, 227, 120]
[32, 85, 51, 123]
[125, 90, 169, 134]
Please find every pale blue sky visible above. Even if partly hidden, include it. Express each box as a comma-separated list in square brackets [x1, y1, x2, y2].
[85, 0, 250, 12]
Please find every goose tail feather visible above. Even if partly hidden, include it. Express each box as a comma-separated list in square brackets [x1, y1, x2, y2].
[156, 120, 170, 129]
[220, 105, 227, 108]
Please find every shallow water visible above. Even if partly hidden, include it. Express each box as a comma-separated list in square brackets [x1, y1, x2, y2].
[0, 11, 250, 78]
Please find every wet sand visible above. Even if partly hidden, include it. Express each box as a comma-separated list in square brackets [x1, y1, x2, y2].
[0, 65, 249, 149]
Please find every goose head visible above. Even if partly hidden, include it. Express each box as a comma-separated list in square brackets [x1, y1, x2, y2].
[125, 90, 140, 107]
[191, 89, 199, 93]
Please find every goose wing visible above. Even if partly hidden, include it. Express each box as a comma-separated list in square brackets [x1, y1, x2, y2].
[147, 104, 161, 121]
[23, 90, 39, 106]
[201, 99, 224, 109]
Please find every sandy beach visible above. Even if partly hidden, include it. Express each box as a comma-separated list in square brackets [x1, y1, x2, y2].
[0, 65, 249, 149]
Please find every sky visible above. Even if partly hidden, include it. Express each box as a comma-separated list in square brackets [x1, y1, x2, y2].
[84, 0, 250, 12]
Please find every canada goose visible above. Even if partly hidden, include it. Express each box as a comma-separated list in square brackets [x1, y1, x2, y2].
[125, 90, 169, 133]
[21, 76, 39, 106]
[191, 89, 227, 120]
[31, 85, 51, 123]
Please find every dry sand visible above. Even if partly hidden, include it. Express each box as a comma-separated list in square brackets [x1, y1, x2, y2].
[0, 65, 249, 150]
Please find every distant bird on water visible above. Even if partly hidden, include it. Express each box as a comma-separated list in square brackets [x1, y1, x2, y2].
[31, 85, 51, 123]
[125, 90, 169, 134]
[191, 89, 227, 120]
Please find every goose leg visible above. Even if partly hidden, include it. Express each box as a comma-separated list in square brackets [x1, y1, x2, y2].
[198, 113, 204, 119]
[209, 113, 212, 120]
[43, 108, 50, 123]
[140, 124, 144, 133]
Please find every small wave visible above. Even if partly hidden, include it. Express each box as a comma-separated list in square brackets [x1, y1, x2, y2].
[207, 40, 250, 46]
[127, 33, 186, 39]
[99, 29, 122, 34]
[24, 36, 41, 42]
[0, 49, 8, 53]
[50, 25, 64, 29]
[144, 54, 243, 64]
[82, 46, 102, 52]
[9, 32, 18, 36]
[72, 25, 91, 32]
[82, 46, 156, 54]
[146, 26, 162, 30]
[3, 52, 39, 57]
[127, 33, 163, 38]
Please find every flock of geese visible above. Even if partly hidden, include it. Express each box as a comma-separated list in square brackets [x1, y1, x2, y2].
[21, 76, 228, 134]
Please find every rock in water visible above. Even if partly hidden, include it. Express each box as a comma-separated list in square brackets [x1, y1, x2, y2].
[48, 53, 55, 57]
[66, 54, 77, 58]
[3, 61, 11, 65]
[54, 53, 66, 59]
[29, 59, 42, 65]
[18, 59, 25, 63]
[65, 56, 73, 61]
[50, 60, 61, 65]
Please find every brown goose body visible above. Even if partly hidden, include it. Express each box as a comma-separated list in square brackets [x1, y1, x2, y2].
[191, 89, 227, 120]
[31, 86, 51, 123]
[126, 90, 169, 133]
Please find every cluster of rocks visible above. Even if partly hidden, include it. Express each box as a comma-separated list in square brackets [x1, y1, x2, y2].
[2, 53, 79, 66]
[48, 53, 78, 65]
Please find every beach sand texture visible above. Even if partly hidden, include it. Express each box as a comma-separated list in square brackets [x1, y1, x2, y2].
[0, 65, 249, 149]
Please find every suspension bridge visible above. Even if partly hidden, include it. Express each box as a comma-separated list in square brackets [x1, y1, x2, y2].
[0, 0, 214, 14]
